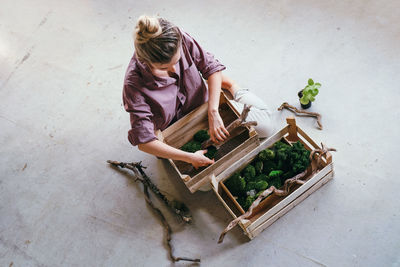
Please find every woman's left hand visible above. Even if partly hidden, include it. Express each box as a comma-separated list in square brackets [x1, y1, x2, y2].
[208, 109, 230, 143]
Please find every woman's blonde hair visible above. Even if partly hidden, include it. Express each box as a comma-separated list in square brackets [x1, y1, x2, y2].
[134, 15, 181, 64]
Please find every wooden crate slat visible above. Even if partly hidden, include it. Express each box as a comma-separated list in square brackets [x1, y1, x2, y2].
[211, 174, 239, 219]
[187, 135, 259, 193]
[248, 169, 334, 238]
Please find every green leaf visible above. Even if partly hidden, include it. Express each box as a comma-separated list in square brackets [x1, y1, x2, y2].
[300, 96, 309, 105]
[315, 83, 321, 88]
[309, 95, 315, 102]
[311, 88, 319, 96]
[308, 78, 314, 85]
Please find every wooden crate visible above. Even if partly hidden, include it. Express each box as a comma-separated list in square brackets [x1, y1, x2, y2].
[210, 118, 334, 239]
[159, 92, 259, 193]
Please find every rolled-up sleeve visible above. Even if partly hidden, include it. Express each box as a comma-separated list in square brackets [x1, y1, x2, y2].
[182, 31, 226, 79]
[123, 83, 158, 146]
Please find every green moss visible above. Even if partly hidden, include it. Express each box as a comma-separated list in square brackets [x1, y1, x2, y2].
[255, 174, 269, 182]
[246, 181, 257, 192]
[262, 160, 277, 174]
[204, 145, 217, 159]
[268, 170, 283, 179]
[243, 195, 256, 211]
[269, 177, 282, 189]
[193, 129, 210, 142]
[254, 161, 263, 174]
[243, 165, 256, 181]
[225, 172, 246, 196]
[226, 140, 312, 210]
[258, 149, 275, 161]
[180, 141, 201, 153]
[255, 180, 269, 191]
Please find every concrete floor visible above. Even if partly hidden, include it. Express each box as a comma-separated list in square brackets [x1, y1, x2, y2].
[1, 0, 399, 266]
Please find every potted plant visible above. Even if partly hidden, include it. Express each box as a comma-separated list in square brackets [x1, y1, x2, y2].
[298, 78, 321, 109]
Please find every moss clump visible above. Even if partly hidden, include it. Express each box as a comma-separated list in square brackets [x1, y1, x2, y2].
[243, 195, 256, 210]
[255, 180, 269, 191]
[258, 149, 275, 161]
[243, 165, 256, 181]
[180, 130, 216, 159]
[193, 129, 210, 142]
[180, 141, 201, 153]
[254, 161, 263, 174]
[204, 145, 217, 159]
[225, 139, 311, 211]
[224, 172, 246, 196]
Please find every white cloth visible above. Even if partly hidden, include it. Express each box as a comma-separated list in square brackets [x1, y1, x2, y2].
[234, 89, 271, 112]
[231, 89, 275, 138]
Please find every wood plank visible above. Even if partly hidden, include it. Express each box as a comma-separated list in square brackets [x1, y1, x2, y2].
[163, 104, 209, 148]
[220, 180, 245, 214]
[225, 96, 241, 117]
[167, 159, 190, 182]
[286, 117, 298, 142]
[248, 169, 334, 238]
[211, 174, 238, 219]
[187, 134, 259, 193]
[297, 126, 321, 151]
[163, 103, 207, 137]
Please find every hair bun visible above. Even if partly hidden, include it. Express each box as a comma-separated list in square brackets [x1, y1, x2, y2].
[135, 15, 162, 44]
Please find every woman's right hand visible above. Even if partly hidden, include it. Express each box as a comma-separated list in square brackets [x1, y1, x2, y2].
[189, 150, 215, 169]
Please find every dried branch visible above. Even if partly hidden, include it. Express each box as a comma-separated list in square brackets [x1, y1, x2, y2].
[202, 104, 257, 149]
[218, 144, 336, 243]
[310, 143, 337, 169]
[278, 102, 323, 130]
[142, 184, 200, 263]
[107, 160, 192, 223]
[107, 160, 200, 263]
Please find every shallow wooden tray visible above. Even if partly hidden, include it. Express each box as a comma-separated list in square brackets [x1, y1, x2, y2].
[210, 118, 334, 239]
[159, 92, 259, 193]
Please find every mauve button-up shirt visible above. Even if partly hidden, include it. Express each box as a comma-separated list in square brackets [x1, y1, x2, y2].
[122, 30, 226, 146]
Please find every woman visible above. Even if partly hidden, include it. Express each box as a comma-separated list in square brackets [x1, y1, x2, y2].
[123, 15, 273, 169]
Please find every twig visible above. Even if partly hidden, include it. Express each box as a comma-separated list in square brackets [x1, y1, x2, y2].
[202, 104, 257, 149]
[107, 160, 200, 263]
[278, 102, 323, 130]
[218, 144, 336, 243]
[107, 160, 192, 223]
[310, 143, 337, 169]
[142, 184, 200, 263]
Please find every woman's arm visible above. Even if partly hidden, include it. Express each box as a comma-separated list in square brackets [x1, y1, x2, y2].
[138, 140, 214, 169]
[179, 31, 229, 143]
[207, 71, 230, 143]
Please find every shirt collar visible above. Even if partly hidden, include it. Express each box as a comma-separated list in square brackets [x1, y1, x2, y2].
[134, 48, 190, 89]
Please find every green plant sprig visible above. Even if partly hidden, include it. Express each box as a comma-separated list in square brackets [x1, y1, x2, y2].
[300, 78, 321, 105]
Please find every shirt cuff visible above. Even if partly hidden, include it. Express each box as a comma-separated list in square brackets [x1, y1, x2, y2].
[128, 119, 158, 146]
[201, 61, 226, 80]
